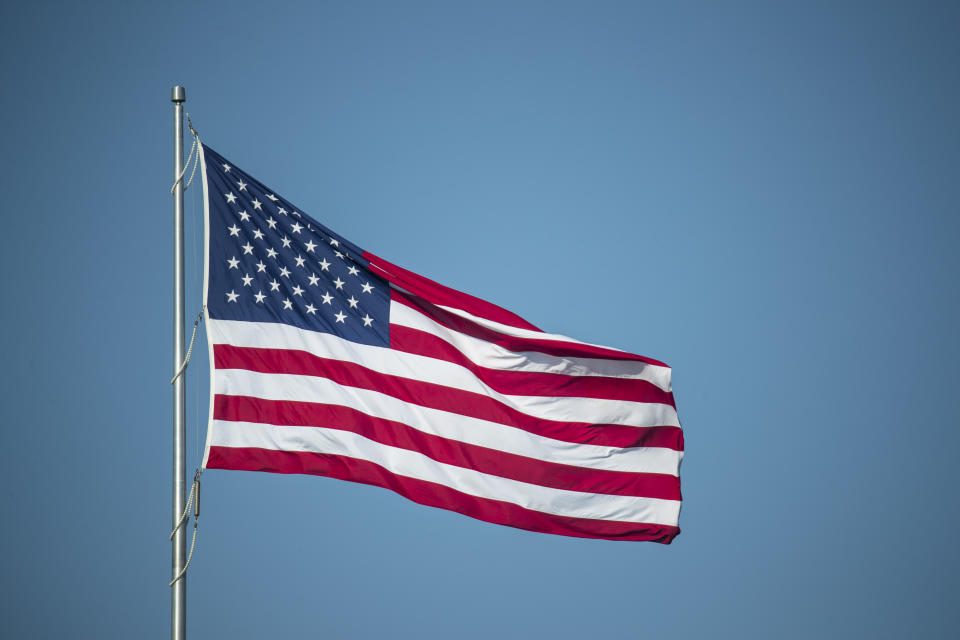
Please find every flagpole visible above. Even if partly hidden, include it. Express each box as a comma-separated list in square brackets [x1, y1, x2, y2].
[170, 84, 187, 640]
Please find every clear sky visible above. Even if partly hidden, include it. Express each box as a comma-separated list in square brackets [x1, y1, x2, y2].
[2, 1, 958, 638]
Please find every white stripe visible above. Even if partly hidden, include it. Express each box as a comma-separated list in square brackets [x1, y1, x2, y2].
[436, 302, 619, 351]
[391, 302, 673, 391]
[209, 420, 681, 525]
[208, 319, 679, 428]
[214, 368, 683, 476]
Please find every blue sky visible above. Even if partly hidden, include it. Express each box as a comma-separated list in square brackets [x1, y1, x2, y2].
[2, 1, 958, 638]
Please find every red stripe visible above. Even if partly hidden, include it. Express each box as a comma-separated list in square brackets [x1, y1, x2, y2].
[390, 324, 676, 407]
[206, 445, 681, 543]
[215, 344, 683, 451]
[363, 251, 542, 332]
[392, 289, 669, 367]
[215, 394, 681, 500]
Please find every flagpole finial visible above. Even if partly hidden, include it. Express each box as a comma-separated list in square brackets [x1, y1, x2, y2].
[171, 85, 186, 103]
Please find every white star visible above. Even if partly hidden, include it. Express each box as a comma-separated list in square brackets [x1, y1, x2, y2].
[279, 266, 291, 278]
[226, 290, 239, 303]
[361, 282, 374, 294]
[304, 240, 317, 253]
[318, 258, 330, 271]
[292, 211, 301, 218]
[252, 198, 262, 210]
[278, 207, 287, 216]
[281, 236, 292, 249]
[282, 298, 293, 310]
[308, 274, 320, 286]
[224, 192, 237, 204]
[227, 224, 241, 237]
[252, 229, 264, 240]
[237, 180, 247, 191]
[334, 250, 344, 259]
[254, 290, 266, 303]
[241, 242, 254, 255]
[266, 218, 278, 230]
[241, 274, 253, 287]
[329, 238, 339, 247]
[291, 222, 303, 235]
[238, 211, 251, 222]
[295, 255, 306, 268]
[255, 260, 267, 273]
[227, 256, 239, 269]
[321, 292, 333, 305]
[266, 247, 278, 259]
[334, 310, 347, 323]
[347, 296, 359, 309]
[362, 314, 374, 327]
[333, 277, 345, 290]
[269, 279, 280, 292]
[348, 265, 359, 276]
[292, 285, 304, 296]
[222, 163, 231, 172]
[305, 303, 317, 315]
[266, 193, 278, 201]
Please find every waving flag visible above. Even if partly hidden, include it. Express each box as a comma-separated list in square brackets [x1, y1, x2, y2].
[200, 144, 683, 543]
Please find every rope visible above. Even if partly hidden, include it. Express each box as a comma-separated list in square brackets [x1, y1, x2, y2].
[171, 309, 204, 384]
[184, 140, 200, 191]
[169, 520, 197, 587]
[170, 472, 202, 587]
[170, 116, 202, 194]
[170, 136, 198, 194]
[184, 114, 201, 191]
[169, 522, 199, 587]
[169, 476, 197, 540]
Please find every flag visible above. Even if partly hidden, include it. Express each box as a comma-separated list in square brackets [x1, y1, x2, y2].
[199, 144, 683, 543]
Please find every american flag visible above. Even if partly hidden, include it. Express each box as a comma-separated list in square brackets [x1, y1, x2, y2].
[200, 144, 683, 543]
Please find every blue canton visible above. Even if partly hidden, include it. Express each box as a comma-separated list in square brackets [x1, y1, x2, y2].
[204, 145, 390, 347]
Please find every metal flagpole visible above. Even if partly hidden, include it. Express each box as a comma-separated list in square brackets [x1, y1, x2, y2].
[171, 84, 187, 640]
